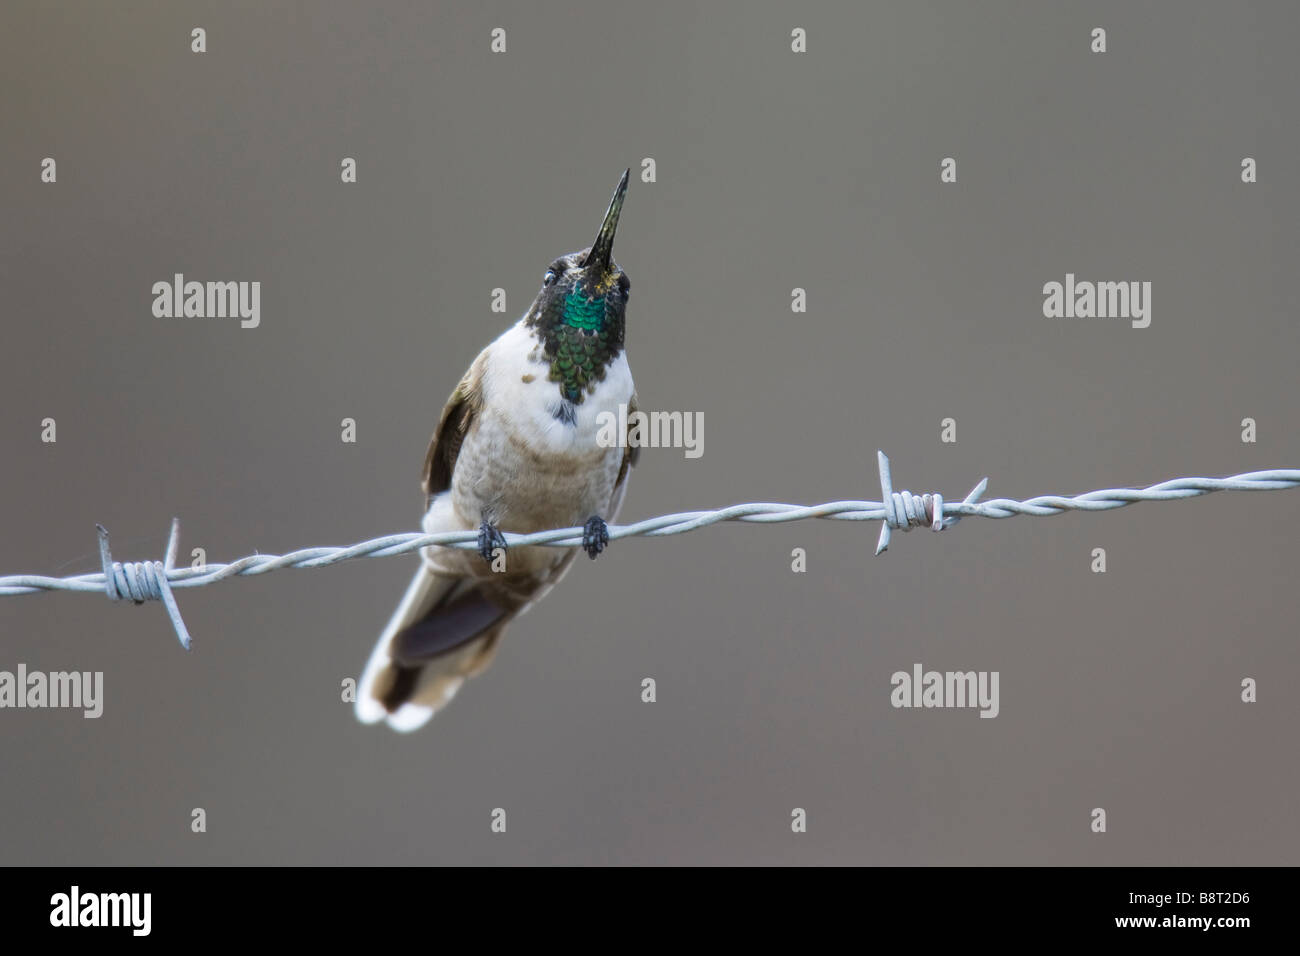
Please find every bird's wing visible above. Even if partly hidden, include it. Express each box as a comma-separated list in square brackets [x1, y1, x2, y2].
[609, 392, 640, 518]
[422, 347, 490, 502]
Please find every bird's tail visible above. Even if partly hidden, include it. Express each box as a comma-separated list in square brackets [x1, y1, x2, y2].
[356, 563, 509, 732]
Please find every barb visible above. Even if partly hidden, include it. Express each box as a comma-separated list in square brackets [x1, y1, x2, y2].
[2, 452, 1297, 651]
[96, 518, 192, 651]
[874, 450, 989, 555]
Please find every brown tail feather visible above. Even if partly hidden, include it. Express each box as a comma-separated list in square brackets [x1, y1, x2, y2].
[356, 566, 512, 732]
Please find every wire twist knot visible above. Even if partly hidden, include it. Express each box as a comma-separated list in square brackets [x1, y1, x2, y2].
[103, 558, 167, 603]
[884, 490, 944, 533]
[97, 520, 192, 651]
[875, 450, 989, 555]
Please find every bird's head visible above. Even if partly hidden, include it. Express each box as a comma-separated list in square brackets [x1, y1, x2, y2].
[525, 170, 632, 403]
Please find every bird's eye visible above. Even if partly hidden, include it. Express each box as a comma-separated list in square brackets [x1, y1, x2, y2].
[543, 270, 557, 286]
[617, 274, 630, 296]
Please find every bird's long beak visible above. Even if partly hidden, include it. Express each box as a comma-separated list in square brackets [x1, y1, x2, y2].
[584, 169, 630, 272]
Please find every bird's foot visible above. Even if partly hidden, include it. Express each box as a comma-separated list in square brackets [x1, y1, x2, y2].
[478, 519, 507, 563]
[582, 515, 609, 559]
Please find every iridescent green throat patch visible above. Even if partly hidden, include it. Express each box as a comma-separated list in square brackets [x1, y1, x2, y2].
[533, 281, 625, 406]
[547, 323, 617, 403]
[563, 289, 606, 331]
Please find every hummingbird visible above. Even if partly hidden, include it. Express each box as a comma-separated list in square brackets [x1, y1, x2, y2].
[356, 170, 639, 732]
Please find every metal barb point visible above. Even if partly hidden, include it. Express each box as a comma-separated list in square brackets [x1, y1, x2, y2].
[943, 476, 990, 530]
[875, 451, 896, 555]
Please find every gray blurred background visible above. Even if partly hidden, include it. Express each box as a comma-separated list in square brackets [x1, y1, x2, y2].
[1, 1, 1297, 865]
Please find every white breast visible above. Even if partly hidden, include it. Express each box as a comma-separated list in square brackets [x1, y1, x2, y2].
[482, 321, 635, 453]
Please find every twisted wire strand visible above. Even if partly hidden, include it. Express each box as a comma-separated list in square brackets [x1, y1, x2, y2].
[0, 454, 1296, 650]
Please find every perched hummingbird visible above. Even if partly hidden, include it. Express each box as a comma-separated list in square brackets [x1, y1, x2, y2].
[356, 171, 638, 732]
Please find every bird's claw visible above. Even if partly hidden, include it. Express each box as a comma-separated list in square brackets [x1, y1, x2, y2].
[582, 515, 609, 559]
[478, 520, 507, 563]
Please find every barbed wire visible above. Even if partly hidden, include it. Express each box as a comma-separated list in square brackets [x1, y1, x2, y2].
[1, 452, 1297, 651]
